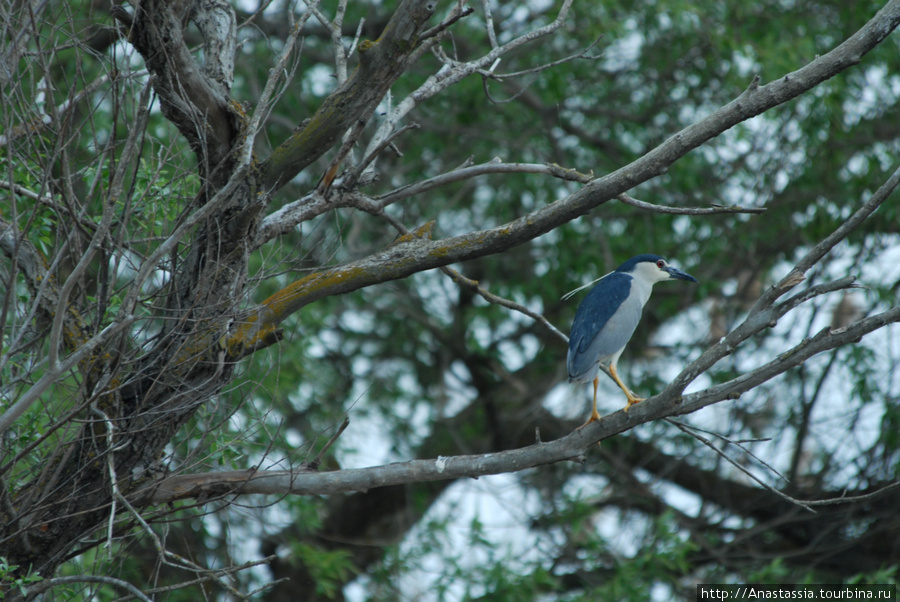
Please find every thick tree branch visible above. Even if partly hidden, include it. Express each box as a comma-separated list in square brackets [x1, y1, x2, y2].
[113, 0, 242, 180]
[140, 422, 591, 505]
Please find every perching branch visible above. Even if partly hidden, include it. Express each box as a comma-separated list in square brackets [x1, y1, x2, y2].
[149, 282, 900, 506]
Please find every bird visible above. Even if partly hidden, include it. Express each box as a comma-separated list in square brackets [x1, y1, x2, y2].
[566, 254, 698, 424]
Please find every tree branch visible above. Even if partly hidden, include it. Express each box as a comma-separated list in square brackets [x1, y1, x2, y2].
[113, 0, 242, 179]
[617, 192, 766, 215]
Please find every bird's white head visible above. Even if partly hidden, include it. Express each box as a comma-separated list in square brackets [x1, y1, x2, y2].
[619, 254, 699, 286]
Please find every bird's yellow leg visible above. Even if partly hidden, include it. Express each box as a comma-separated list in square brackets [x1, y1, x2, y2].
[581, 376, 603, 426]
[609, 364, 645, 412]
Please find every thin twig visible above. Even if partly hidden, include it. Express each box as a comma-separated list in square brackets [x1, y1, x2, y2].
[617, 192, 767, 215]
[663, 163, 900, 399]
[140, 557, 281, 596]
[114, 486, 251, 598]
[419, 5, 475, 41]
[667, 419, 816, 513]
[480, 0, 499, 49]
[343, 122, 420, 189]
[48, 78, 152, 368]
[666, 418, 783, 479]
[441, 265, 568, 343]
[479, 35, 603, 80]
[27, 575, 152, 601]
[347, 17, 365, 57]
[374, 160, 592, 209]
[311, 416, 350, 468]
[240, 9, 313, 169]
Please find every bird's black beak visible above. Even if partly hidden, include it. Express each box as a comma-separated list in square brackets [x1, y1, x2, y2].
[665, 266, 699, 283]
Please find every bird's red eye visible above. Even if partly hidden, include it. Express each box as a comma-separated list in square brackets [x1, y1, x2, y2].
[656, 260, 665, 268]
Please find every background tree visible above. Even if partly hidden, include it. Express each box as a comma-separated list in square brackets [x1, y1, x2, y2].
[2, 0, 900, 599]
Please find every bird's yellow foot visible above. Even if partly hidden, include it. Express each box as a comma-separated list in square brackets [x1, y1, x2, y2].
[579, 411, 603, 446]
[581, 410, 602, 427]
[622, 395, 645, 412]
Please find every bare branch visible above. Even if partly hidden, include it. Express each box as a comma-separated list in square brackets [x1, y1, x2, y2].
[310, 416, 350, 468]
[480, 0, 499, 50]
[140, 429, 593, 504]
[341, 122, 421, 190]
[355, 0, 575, 172]
[667, 419, 815, 513]
[113, 0, 242, 175]
[656, 304, 900, 422]
[419, 5, 475, 41]
[0, 314, 136, 435]
[441, 265, 568, 344]
[47, 78, 152, 368]
[26, 575, 153, 601]
[372, 160, 592, 210]
[141, 557, 281, 597]
[192, 0, 237, 94]
[617, 192, 767, 215]
[0, 71, 119, 146]
[239, 8, 313, 170]
[141, 390, 900, 503]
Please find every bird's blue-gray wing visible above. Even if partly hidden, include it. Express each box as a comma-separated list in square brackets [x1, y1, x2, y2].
[567, 274, 643, 382]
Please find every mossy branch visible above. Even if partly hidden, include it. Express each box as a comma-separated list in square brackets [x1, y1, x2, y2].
[257, 0, 437, 191]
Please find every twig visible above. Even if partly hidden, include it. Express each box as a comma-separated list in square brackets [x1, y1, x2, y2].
[374, 160, 592, 210]
[92, 406, 130, 553]
[239, 9, 312, 169]
[343, 122, 420, 189]
[114, 482, 251, 598]
[140, 557, 281, 596]
[0, 315, 136, 436]
[311, 416, 350, 468]
[370, 217, 568, 343]
[479, 35, 603, 80]
[27, 575, 152, 601]
[441, 265, 568, 343]
[480, 0, 499, 49]
[617, 192, 767, 215]
[419, 5, 475, 41]
[798, 481, 900, 507]
[663, 162, 900, 400]
[331, 0, 350, 84]
[347, 17, 365, 57]
[347, 0, 574, 194]
[666, 418, 782, 479]
[667, 419, 816, 513]
[48, 78, 152, 369]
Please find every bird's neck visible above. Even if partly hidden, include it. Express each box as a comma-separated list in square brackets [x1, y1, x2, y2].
[631, 275, 655, 307]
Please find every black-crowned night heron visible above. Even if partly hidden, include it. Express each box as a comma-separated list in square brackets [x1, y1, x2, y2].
[566, 254, 698, 424]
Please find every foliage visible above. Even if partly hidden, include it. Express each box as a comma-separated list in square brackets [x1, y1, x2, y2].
[0, 557, 42, 599]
